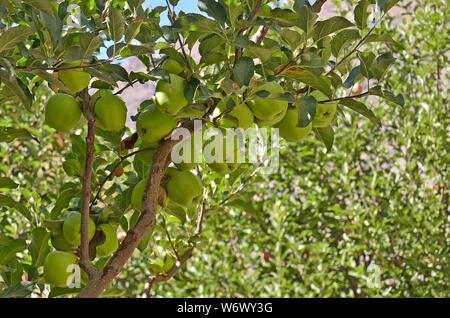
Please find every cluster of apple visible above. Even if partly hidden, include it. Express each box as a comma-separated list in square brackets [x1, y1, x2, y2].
[42, 57, 338, 286]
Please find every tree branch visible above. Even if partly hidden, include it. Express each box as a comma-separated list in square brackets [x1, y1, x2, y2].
[142, 198, 207, 298]
[312, 0, 327, 13]
[16, 59, 115, 72]
[90, 147, 155, 210]
[78, 89, 99, 278]
[235, 0, 264, 63]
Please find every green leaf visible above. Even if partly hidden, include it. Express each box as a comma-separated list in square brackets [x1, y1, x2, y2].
[120, 44, 153, 58]
[281, 29, 303, 50]
[339, 98, 381, 126]
[373, 52, 396, 80]
[0, 25, 35, 53]
[0, 238, 27, 265]
[198, 0, 227, 24]
[0, 194, 32, 221]
[297, 5, 317, 37]
[184, 77, 200, 103]
[281, 69, 332, 98]
[331, 29, 360, 57]
[358, 51, 376, 79]
[354, 0, 370, 30]
[369, 86, 404, 106]
[233, 56, 254, 87]
[107, 6, 125, 43]
[220, 0, 244, 28]
[0, 281, 33, 298]
[80, 33, 103, 59]
[125, 20, 143, 44]
[50, 184, 80, 218]
[0, 70, 32, 109]
[0, 127, 35, 143]
[314, 126, 334, 152]
[297, 96, 317, 128]
[343, 66, 361, 88]
[363, 33, 402, 47]
[22, 0, 53, 15]
[29, 227, 51, 267]
[48, 287, 82, 298]
[0, 177, 18, 189]
[380, 0, 401, 12]
[27, 69, 70, 93]
[313, 17, 354, 42]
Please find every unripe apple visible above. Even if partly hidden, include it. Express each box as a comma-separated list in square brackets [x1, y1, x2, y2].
[275, 107, 312, 142]
[155, 74, 189, 115]
[167, 170, 204, 207]
[246, 82, 288, 126]
[136, 104, 177, 143]
[96, 223, 119, 258]
[58, 61, 91, 93]
[310, 90, 337, 128]
[163, 58, 184, 74]
[94, 95, 127, 132]
[204, 134, 241, 175]
[62, 212, 96, 247]
[213, 98, 254, 130]
[51, 232, 75, 251]
[45, 94, 81, 132]
[43, 251, 78, 287]
[131, 179, 146, 212]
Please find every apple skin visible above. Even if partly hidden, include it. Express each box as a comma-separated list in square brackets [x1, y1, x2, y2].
[96, 223, 119, 258]
[131, 179, 146, 212]
[167, 170, 203, 207]
[45, 94, 81, 133]
[94, 95, 127, 132]
[213, 98, 254, 130]
[246, 82, 288, 126]
[137, 104, 177, 143]
[204, 134, 241, 175]
[310, 90, 337, 128]
[43, 251, 78, 287]
[275, 107, 312, 142]
[58, 62, 90, 93]
[155, 74, 189, 115]
[51, 233, 75, 251]
[163, 58, 184, 74]
[62, 212, 96, 247]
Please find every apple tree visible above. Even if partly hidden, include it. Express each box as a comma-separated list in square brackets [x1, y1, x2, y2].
[0, 0, 403, 297]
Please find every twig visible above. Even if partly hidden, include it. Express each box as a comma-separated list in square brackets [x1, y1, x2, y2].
[142, 198, 207, 298]
[161, 213, 180, 261]
[312, 0, 328, 13]
[235, 0, 264, 63]
[90, 147, 155, 209]
[78, 89, 99, 278]
[165, 0, 194, 74]
[16, 59, 115, 72]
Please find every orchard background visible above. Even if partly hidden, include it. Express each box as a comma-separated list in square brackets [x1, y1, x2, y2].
[0, 0, 448, 298]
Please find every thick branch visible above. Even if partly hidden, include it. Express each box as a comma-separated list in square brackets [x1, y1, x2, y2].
[76, 119, 206, 298]
[78, 89, 99, 278]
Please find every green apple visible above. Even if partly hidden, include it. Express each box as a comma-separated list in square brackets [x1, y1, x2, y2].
[167, 170, 203, 207]
[275, 107, 312, 142]
[136, 104, 177, 143]
[246, 82, 288, 126]
[94, 95, 127, 132]
[51, 233, 75, 251]
[155, 74, 188, 115]
[135, 141, 156, 164]
[131, 179, 146, 212]
[45, 94, 81, 132]
[62, 212, 96, 247]
[43, 251, 78, 287]
[204, 134, 241, 175]
[96, 223, 118, 258]
[58, 61, 90, 93]
[311, 90, 337, 128]
[213, 98, 254, 130]
[163, 58, 184, 74]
